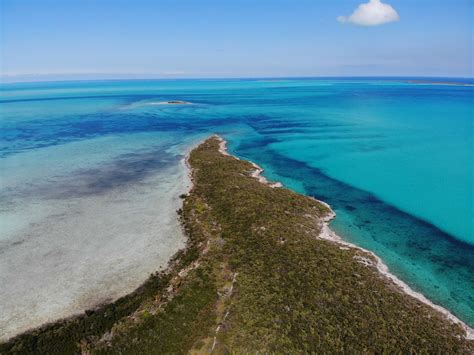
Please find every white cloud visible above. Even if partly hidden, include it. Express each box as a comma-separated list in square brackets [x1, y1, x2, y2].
[338, 0, 400, 26]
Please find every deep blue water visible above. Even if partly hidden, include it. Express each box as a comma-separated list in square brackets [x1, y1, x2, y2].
[0, 78, 473, 327]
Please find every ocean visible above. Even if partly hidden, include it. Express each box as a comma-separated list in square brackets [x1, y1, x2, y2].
[0, 78, 472, 338]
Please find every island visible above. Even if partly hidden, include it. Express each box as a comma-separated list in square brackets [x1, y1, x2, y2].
[405, 79, 473, 86]
[1, 136, 472, 354]
[156, 100, 193, 105]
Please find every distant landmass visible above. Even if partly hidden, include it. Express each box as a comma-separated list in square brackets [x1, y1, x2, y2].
[405, 79, 474, 86]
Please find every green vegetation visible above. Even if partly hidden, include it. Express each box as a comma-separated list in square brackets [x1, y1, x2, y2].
[1, 136, 472, 354]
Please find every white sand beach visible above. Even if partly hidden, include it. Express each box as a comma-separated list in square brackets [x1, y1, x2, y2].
[217, 135, 474, 341]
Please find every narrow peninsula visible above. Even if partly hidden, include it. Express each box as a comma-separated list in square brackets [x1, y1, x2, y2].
[1, 136, 472, 354]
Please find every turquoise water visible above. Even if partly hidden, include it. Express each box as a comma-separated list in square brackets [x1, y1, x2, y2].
[1, 78, 473, 328]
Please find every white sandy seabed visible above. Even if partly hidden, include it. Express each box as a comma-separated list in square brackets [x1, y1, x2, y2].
[0, 158, 192, 341]
[216, 135, 474, 341]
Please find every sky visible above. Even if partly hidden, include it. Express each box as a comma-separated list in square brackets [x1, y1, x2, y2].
[0, 0, 472, 81]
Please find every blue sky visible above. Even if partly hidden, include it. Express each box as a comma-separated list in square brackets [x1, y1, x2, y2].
[0, 0, 472, 81]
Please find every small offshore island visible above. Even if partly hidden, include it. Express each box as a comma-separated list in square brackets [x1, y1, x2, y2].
[153, 100, 194, 105]
[1, 136, 472, 354]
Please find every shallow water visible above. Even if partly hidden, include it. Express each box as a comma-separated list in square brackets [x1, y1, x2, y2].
[0, 78, 472, 338]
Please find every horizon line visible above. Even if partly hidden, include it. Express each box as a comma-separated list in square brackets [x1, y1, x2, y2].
[2, 74, 473, 85]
